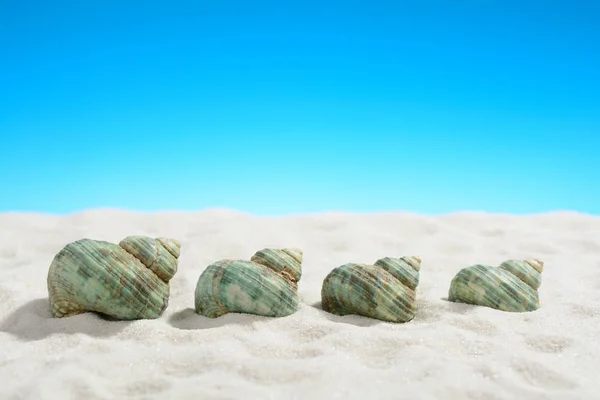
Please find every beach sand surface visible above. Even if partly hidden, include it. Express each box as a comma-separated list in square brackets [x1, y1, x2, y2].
[1, 209, 599, 400]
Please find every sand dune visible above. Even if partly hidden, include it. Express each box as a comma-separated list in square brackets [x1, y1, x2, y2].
[1, 210, 599, 399]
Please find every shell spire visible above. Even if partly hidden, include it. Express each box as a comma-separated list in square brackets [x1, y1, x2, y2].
[525, 259, 544, 274]
[47, 236, 181, 319]
[321, 256, 422, 323]
[448, 259, 544, 312]
[194, 247, 303, 318]
[119, 236, 181, 283]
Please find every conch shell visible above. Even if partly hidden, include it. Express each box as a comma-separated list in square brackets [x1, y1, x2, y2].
[194, 248, 303, 318]
[321, 256, 421, 323]
[47, 236, 181, 319]
[448, 259, 543, 312]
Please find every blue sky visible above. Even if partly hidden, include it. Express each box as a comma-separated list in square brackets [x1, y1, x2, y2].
[1, 1, 598, 215]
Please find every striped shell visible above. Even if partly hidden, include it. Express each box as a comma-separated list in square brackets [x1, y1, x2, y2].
[47, 236, 181, 319]
[448, 259, 543, 312]
[321, 256, 421, 323]
[194, 248, 303, 318]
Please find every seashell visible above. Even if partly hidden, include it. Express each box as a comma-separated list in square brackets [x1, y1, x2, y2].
[321, 256, 421, 323]
[47, 236, 181, 320]
[194, 248, 303, 318]
[448, 259, 544, 312]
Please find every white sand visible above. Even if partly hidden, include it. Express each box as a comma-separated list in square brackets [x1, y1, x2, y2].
[1, 209, 599, 400]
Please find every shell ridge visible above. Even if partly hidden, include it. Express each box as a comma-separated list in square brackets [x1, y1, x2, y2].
[250, 248, 302, 283]
[93, 247, 165, 319]
[374, 257, 420, 291]
[195, 251, 301, 318]
[498, 259, 542, 291]
[48, 244, 101, 316]
[48, 236, 178, 320]
[526, 259, 544, 273]
[232, 261, 296, 316]
[157, 237, 182, 259]
[119, 236, 179, 283]
[321, 260, 419, 323]
[204, 261, 230, 318]
[281, 248, 303, 263]
[147, 238, 160, 274]
[448, 262, 541, 312]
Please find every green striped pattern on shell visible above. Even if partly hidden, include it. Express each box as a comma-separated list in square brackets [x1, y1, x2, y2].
[194, 248, 303, 318]
[250, 248, 302, 285]
[119, 236, 180, 282]
[448, 259, 543, 312]
[47, 236, 181, 320]
[321, 256, 421, 323]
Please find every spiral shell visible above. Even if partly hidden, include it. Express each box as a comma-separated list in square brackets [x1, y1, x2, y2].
[194, 248, 303, 318]
[47, 236, 181, 320]
[321, 256, 421, 323]
[448, 259, 543, 312]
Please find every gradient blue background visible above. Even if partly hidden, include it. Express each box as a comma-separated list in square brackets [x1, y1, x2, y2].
[1, 1, 598, 215]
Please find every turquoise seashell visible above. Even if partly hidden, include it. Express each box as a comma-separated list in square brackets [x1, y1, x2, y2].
[448, 259, 544, 312]
[47, 236, 181, 320]
[194, 248, 303, 318]
[321, 256, 421, 323]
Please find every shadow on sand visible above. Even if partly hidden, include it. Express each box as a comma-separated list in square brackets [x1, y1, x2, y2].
[0, 298, 133, 341]
[308, 301, 383, 327]
[167, 307, 269, 330]
[309, 298, 477, 326]
[440, 297, 477, 315]
[399, 298, 477, 325]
